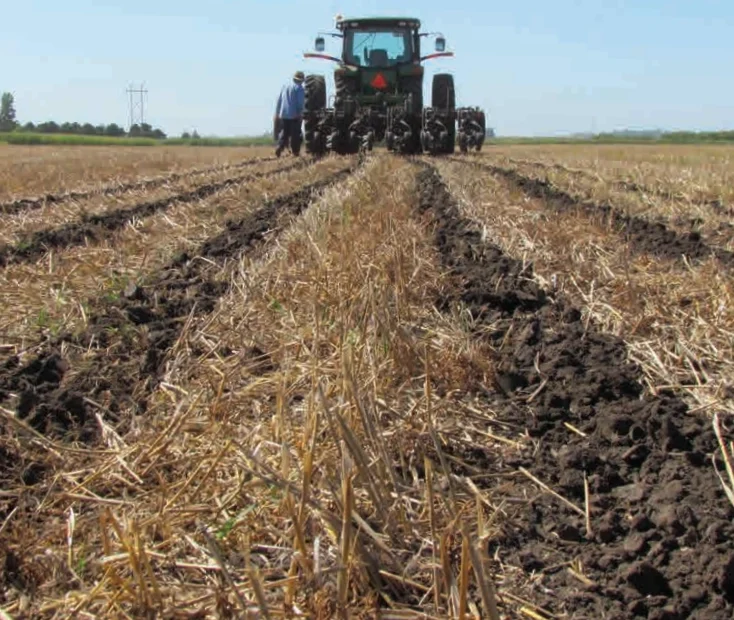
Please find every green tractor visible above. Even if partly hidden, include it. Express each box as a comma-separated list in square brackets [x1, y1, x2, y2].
[302, 15, 486, 155]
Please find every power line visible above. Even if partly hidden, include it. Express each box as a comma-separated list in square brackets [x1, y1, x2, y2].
[126, 83, 148, 128]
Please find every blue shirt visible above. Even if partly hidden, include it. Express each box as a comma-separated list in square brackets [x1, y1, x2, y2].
[275, 82, 305, 119]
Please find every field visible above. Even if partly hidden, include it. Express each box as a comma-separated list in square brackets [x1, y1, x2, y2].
[1, 143, 733, 619]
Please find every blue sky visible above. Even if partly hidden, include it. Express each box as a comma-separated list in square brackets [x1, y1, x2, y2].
[2, 0, 732, 137]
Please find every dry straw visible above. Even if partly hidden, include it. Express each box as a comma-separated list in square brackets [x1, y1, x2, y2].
[1, 154, 528, 617]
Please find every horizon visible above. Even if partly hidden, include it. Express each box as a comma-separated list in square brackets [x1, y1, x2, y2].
[2, 0, 733, 137]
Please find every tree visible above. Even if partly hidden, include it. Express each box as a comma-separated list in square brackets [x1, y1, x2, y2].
[0, 92, 18, 131]
[37, 121, 60, 133]
[21, 122, 36, 132]
[181, 131, 191, 139]
[128, 123, 141, 136]
[151, 128, 166, 139]
[192, 130, 200, 139]
[105, 123, 124, 137]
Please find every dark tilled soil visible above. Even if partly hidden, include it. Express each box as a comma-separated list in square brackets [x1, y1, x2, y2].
[0, 160, 305, 268]
[0, 165, 354, 444]
[508, 158, 733, 216]
[616, 180, 732, 217]
[461, 160, 734, 268]
[0, 156, 277, 216]
[416, 165, 734, 619]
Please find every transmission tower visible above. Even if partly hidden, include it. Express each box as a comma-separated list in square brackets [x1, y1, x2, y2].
[126, 83, 148, 128]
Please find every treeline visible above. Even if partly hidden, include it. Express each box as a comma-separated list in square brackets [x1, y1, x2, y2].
[1, 91, 167, 139]
[658, 130, 734, 143]
[15, 121, 166, 139]
[590, 129, 734, 143]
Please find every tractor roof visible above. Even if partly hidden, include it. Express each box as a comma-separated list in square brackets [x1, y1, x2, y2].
[336, 17, 421, 30]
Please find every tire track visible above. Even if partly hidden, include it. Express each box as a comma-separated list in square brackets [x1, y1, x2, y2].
[0, 159, 307, 268]
[415, 163, 733, 619]
[0, 163, 356, 443]
[455, 158, 734, 268]
[0, 156, 277, 216]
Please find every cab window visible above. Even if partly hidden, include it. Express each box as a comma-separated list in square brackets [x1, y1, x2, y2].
[344, 29, 413, 67]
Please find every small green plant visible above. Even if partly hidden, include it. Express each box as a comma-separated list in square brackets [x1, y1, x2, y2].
[16, 238, 32, 251]
[37, 308, 49, 327]
[215, 517, 237, 540]
[214, 505, 257, 540]
[75, 555, 88, 577]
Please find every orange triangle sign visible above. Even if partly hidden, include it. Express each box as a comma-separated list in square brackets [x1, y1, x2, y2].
[371, 73, 388, 90]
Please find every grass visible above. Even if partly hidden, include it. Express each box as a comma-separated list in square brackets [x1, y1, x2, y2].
[0, 132, 273, 147]
[0, 133, 160, 146]
[492, 130, 734, 145]
[165, 136, 273, 147]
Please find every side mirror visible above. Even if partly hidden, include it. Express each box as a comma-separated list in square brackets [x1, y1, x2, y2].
[315, 37, 325, 52]
[435, 37, 446, 52]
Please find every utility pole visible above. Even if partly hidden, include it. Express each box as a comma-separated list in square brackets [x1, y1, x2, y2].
[140, 84, 145, 126]
[126, 83, 148, 129]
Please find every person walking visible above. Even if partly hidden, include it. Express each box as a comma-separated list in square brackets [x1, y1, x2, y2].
[274, 71, 305, 157]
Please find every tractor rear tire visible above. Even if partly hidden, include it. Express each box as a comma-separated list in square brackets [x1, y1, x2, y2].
[431, 74, 456, 154]
[304, 75, 327, 155]
[432, 74, 456, 111]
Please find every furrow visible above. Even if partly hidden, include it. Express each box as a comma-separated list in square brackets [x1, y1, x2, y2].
[506, 156, 733, 215]
[0, 164, 356, 442]
[0, 155, 277, 216]
[0, 159, 309, 267]
[414, 163, 733, 619]
[458, 158, 734, 268]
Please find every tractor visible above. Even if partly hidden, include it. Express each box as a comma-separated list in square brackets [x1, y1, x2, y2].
[302, 15, 486, 155]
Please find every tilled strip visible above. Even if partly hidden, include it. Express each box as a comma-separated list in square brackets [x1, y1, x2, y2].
[0, 156, 277, 216]
[506, 156, 733, 215]
[456, 158, 734, 268]
[0, 159, 307, 268]
[0, 164, 355, 443]
[415, 163, 733, 619]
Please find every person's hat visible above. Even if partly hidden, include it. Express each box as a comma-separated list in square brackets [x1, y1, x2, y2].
[294, 71, 305, 82]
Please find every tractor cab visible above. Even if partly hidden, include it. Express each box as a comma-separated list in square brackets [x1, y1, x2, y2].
[335, 18, 421, 67]
[314, 17, 446, 65]
[312, 18, 448, 101]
